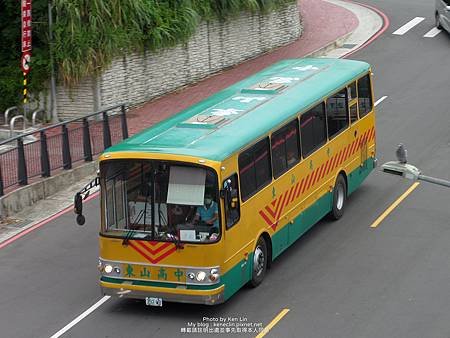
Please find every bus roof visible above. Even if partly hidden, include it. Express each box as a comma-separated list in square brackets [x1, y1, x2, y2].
[106, 58, 371, 161]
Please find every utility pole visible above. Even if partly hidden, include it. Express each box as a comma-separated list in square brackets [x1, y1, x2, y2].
[48, 1, 58, 123]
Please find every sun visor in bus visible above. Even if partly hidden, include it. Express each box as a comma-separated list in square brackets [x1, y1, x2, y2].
[166, 166, 206, 205]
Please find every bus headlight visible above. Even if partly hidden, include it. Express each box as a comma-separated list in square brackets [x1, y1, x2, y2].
[114, 266, 121, 274]
[104, 265, 113, 274]
[209, 268, 220, 282]
[186, 267, 220, 284]
[196, 271, 207, 282]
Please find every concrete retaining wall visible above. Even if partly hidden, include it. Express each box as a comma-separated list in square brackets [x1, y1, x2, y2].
[0, 161, 97, 218]
[54, 3, 302, 119]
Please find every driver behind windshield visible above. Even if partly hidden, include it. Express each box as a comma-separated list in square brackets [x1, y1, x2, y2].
[194, 194, 219, 230]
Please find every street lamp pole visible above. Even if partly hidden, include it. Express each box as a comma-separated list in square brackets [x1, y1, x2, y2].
[416, 174, 450, 188]
[381, 144, 450, 189]
[48, 1, 58, 123]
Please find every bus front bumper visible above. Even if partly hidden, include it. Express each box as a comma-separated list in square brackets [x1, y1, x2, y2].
[100, 280, 225, 305]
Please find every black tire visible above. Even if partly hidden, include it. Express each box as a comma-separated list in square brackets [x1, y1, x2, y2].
[436, 12, 442, 29]
[329, 174, 347, 220]
[249, 236, 267, 287]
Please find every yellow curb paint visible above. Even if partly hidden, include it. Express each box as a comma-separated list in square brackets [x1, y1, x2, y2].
[370, 182, 420, 228]
[255, 308, 290, 338]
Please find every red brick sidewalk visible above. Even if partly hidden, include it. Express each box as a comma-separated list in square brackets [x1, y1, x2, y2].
[126, 0, 358, 135]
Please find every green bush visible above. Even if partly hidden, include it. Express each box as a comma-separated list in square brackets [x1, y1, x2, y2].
[0, 0, 295, 113]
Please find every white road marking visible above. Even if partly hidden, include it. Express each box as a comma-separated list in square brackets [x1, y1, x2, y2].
[392, 17, 425, 35]
[424, 27, 441, 37]
[49, 296, 111, 338]
[375, 96, 387, 106]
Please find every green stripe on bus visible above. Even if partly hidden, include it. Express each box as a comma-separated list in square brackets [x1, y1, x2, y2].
[271, 157, 375, 260]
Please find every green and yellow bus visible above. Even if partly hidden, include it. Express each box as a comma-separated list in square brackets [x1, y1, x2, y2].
[76, 58, 376, 306]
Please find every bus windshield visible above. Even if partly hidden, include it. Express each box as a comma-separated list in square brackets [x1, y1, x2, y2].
[100, 160, 221, 244]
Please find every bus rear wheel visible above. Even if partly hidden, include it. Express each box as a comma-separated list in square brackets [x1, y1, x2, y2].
[329, 174, 347, 220]
[249, 236, 267, 287]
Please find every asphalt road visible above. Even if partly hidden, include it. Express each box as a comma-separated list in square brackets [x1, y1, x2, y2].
[1, 1, 450, 337]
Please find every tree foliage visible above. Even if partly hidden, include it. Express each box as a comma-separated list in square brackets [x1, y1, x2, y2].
[0, 0, 295, 112]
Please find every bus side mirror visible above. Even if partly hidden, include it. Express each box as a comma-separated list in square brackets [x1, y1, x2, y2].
[74, 193, 85, 226]
[73, 176, 100, 226]
[76, 214, 86, 226]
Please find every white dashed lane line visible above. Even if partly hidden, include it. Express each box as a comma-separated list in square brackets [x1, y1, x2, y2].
[375, 96, 387, 107]
[49, 296, 111, 338]
[424, 27, 442, 38]
[392, 17, 425, 35]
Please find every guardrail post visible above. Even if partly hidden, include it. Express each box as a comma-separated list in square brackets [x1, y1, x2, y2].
[17, 137, 28, 185]
[62, 124, 72, 170]
[40, 131, 51, 177]
[0, 161, 4, 196]
[102, 111, 112, 149]
[83, 118, 93, 161]
[120, 105, 128, 140]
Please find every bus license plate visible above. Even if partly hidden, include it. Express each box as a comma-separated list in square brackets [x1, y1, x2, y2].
[145, 297, 163, 307]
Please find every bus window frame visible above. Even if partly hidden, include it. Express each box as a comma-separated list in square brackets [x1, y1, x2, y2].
[222, 173, 241, 229]
[299, 101, 328, 158]
[325, 87, 350, 140]
[270, 118, 301, 179]
[238, 136, 272, 202]
[348, 81, 359, 124]
[357, 72, 373, 118]
[100, 159, 224, 244]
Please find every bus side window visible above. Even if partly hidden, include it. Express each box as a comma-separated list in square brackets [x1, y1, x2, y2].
[326, 88, 349, 139]
[238, 137, 271, 201]
[348, 82, 358, 123]
[300, 102, 327, 157]
[271, 119, 300, 178]
[223, 174, 240, 229]
[358, 74, 373, 118]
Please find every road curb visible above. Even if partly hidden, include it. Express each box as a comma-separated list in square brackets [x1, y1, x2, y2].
[306, 31, 355, 57]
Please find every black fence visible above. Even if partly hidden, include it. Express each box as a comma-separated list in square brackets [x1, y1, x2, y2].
[0, 103, 128, 196]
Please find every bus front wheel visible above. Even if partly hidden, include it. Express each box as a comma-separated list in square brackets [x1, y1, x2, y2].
[249, 237, 267, 287]
[329, 174, 347, 220]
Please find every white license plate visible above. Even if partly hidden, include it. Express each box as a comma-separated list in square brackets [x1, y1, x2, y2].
[145, 297, 163, 307]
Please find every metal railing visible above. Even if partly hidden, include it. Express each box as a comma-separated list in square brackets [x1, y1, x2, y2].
[3, 106, 19, 126]
[32, 109, 47, 127]
[9, 116, 27, 137]
[0, 103, 128, 196]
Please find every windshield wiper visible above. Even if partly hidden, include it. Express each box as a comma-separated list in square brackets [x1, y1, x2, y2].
[122, 229, 136, 246]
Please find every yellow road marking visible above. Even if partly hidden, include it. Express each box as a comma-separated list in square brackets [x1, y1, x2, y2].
[255, 308, 290, 338]
[370, 182, 420, 228]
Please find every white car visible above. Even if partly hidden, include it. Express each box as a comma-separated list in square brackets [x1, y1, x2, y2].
[436, 0, 450, 33]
